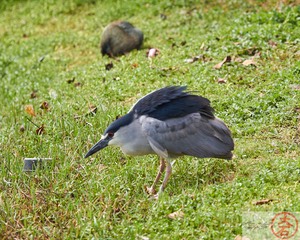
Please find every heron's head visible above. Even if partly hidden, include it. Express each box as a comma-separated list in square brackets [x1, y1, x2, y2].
[84, 112, 133, 158]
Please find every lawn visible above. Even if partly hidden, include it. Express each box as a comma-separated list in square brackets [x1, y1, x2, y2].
[0, 0, 300, 239]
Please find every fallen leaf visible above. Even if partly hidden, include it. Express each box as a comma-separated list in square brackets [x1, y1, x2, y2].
[74, 82, 82, 87]
[232, 56, 243, 63]
[36, 125, 45, 135]
[30, 91, 38, 99]
[168, 210, 184, 220]
[253, 199, 273, 205]
[235, 235, 250, 240]
[40, 101, 49, 110]
[132, 63, 139, 68]
[254, 51, 261, 58]
[268, 40, 277, 47]
[217, 78, 226, 84]
[105, 62, 113, 70]
[89, 105, 97, 112]
[25, 105, 36, 117]
[242, 58, 257, 66]
[147, 48, 159, 58]
[67, 77, 75, 84]
[246, 47, 260, 56]
[213, 56, 231, 69]
[85, 105, 97, 117]
[184, 55, 204, 63]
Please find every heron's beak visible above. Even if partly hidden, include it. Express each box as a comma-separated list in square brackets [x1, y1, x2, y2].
[84, 136, 110, 158]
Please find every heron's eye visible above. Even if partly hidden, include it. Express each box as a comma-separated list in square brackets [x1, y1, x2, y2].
[108, 132, 114, 138]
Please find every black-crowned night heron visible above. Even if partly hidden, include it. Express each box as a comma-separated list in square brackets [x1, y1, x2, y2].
[85, 86, 234, 197]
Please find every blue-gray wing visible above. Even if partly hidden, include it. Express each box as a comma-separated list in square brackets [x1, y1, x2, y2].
[140, 113, 234, 159]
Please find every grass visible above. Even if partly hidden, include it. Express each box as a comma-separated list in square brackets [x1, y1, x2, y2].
[0, 0, 300, 239]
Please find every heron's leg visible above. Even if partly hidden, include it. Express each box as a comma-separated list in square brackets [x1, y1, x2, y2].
[158, 159, 172, 194]
[146, 157, 165, 195]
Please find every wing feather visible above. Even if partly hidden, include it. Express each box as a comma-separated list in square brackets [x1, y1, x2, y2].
[130, 86, 214, 120]
[141, 113, 234, 159]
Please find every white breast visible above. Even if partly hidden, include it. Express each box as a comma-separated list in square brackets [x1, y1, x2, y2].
[109, 118, 154, 156]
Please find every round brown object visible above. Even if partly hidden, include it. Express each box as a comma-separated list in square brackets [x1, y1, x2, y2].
[100, 21, 144, 57]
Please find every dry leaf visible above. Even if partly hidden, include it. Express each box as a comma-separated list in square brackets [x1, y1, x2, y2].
[30, 91, 38, 99]
[246, 47, 260, 56]
[254, 51, 261, 58]
[235, 235, 250, 240]
[147, 48, 159, 58]
[132, 63, 139, 68]
[268, 40, 277, 47]
[242, 58, 257, 66]
[89, 105, 97, 112]
[217, 78, 226, 84]
[253, 199, 273, 205]
[25, 105, 36, 117]
[74, 82, 82, 87]
[168, 210, 184, 220]
[232, 56, 243, 63]
[36, 125, 45, 135]
[85, 105, 98, 117]
[184, 55, 204, 63]
[105, 62, 113, 71]
[213, 56, 231, 69]
[40, 101, 49, 110]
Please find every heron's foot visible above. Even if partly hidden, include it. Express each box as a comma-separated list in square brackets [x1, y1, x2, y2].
[145, 186, 157, 195]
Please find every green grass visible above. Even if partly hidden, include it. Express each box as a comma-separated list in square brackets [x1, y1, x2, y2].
[1, 0, 300, 239]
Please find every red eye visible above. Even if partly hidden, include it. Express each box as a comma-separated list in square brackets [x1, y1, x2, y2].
[108, 132, 114, 138]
